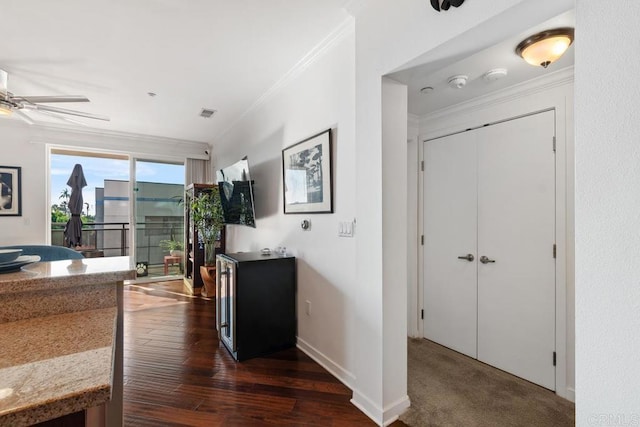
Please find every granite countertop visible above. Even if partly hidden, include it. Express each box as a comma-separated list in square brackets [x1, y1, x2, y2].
[0, 256, 134, 425]
[0, 307, 117, 426]
[0, 256, 135, 295]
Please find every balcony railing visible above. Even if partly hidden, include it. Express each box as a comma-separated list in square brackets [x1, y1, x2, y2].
[51, 221, 184, 269]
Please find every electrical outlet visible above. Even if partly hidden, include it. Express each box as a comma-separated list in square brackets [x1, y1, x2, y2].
[305, 300, 311, 316]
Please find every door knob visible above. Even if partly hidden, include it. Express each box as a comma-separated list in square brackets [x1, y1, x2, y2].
[457, 254, 474, 262]
[480, 256, 496, 264]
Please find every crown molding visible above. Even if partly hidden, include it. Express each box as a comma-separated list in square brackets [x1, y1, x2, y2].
[0, 117, 209, 149]
[1, 116, 210, 160]
[216, 16, 355, 140]
[421, 65, 574, 122]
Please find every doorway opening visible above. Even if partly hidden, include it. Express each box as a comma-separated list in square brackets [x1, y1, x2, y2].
[384, 5, 575, 410]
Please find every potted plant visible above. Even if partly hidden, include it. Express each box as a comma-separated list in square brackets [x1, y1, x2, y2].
[189, 189, 224, 266]
[159, 239, 184, 257]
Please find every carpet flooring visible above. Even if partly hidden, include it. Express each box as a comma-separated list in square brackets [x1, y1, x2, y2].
[400, 338, 575, 427]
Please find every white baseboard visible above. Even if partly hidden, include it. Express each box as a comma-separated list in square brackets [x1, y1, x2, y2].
[351, 390, 411, 426]
[296, 337, 355, 389]
[382, 395, 411, 426]
[351, 390, 383, 425]
[297, 337, 410, 426]
[566, 387, 575, 402]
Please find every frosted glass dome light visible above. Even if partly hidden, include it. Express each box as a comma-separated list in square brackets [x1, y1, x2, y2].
[516, 28, 574, 68]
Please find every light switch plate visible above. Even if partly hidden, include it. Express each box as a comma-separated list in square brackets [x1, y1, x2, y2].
[338, 221, 354, 237]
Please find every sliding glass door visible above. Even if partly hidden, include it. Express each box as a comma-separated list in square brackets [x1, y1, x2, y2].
[133, 159, 185, 279]
[49, 149, 186, 280]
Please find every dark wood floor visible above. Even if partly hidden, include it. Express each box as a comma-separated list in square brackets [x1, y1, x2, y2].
[123, 281, 404, 426]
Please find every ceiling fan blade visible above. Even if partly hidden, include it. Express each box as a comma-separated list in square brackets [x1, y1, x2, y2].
[14, 109, 35, 125]
[35, 109, 89, 127]
[22, 103, 110, 121]
[12, 95, 90, 103]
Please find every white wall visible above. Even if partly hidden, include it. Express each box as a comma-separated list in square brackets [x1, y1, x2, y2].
[212, 28, 358, 385]
[575, 1, 640, 422]
[0, 123, 48, 244]
[381, 78, 409, 415]
[0, 119, 209, 246]
[351, 0, 574, 424]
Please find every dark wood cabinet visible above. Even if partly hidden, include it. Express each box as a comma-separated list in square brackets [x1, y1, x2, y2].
[216, 252, 296, 361]
[183, 183, 225, 295]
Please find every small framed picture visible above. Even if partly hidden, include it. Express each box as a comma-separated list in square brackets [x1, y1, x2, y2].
[0, 166, 21, 216]
[282, 129, 333, 214]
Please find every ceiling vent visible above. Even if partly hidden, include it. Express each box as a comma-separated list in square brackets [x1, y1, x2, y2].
[200, 108, 217, 118]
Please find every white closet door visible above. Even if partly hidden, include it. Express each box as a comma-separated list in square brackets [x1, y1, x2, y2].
[476, 110, 556, 390]
[423, 131, 478, 358]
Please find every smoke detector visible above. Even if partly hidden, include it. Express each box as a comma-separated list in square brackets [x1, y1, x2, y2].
[482, 68, 508, 82]
[447, 75, 468, 89]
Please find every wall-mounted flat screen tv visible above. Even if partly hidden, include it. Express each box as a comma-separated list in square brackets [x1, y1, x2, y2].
[216, 156, 256, 227]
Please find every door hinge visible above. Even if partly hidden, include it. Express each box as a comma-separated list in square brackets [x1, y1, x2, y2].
[552, 136, 556, 153]
[553, 351, 556, 366]
[421, 309, 424, 320]
[421, 160, 424, 171]
[553, 244, 556, 259]
[421, 235, 424, 245]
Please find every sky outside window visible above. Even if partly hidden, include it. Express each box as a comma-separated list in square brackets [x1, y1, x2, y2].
[51, 154, 184, 216]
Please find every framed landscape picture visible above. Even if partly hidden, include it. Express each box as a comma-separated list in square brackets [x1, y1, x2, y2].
[282, 129, 333, 214]
[0, 166, 21, 216]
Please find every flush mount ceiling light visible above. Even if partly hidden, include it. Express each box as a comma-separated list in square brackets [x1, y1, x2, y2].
[420, 86, 434, 94]
[516, 27, 574, 68]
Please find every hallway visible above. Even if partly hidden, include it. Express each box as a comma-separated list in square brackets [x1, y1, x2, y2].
[401, 338, 575, 426]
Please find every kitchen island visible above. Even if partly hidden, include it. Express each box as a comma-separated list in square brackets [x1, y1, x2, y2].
[0, 256, 134, 427]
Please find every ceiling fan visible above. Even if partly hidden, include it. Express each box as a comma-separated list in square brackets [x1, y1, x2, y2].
[0, 68, 109, 125]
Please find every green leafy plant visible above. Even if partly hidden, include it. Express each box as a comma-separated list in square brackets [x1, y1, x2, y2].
[159, 239, 184, 252]
[189, 190, 224, 244]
